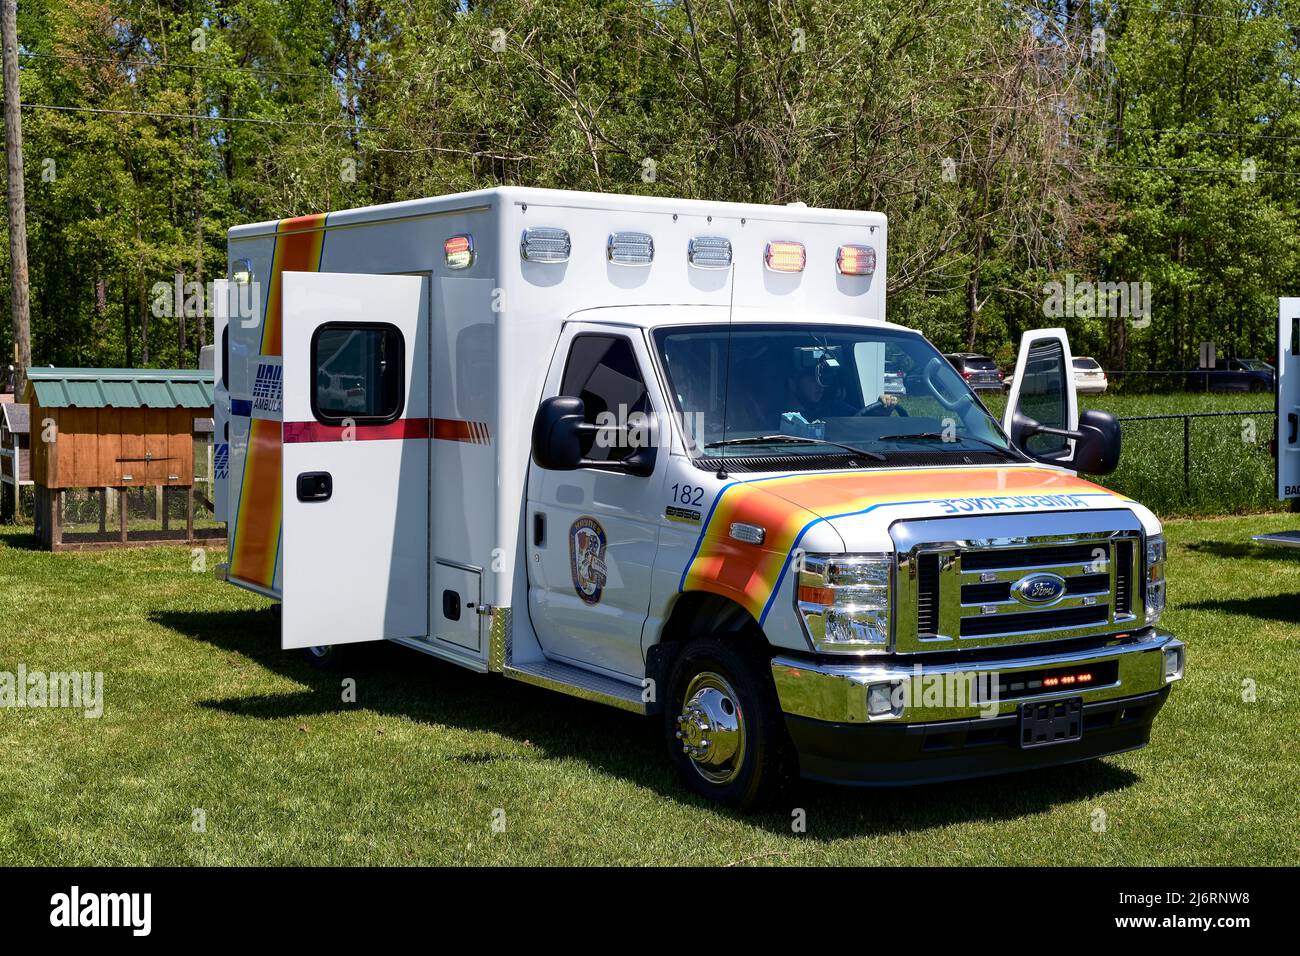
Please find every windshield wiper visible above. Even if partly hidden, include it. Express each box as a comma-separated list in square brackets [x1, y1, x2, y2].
[878, 432, 1013, 456]
[705, 434, 886, 461]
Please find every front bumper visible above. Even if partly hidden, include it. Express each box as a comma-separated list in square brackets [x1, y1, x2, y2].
[771, 628, 1182, 786]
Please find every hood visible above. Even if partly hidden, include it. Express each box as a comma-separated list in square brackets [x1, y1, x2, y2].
[730, 463, 1149, 553]
[678, 463, 1153, 628]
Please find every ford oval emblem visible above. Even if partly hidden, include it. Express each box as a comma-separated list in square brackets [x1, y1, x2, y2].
[1011, 572, 1067, 606]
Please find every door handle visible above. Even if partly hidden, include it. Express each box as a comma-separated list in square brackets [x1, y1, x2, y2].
[296, 471, 332, 502]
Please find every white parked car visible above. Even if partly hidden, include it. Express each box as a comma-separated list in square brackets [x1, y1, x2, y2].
[1073, 356, 1108, 395]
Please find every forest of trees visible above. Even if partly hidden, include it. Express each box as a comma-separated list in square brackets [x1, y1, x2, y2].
[3, 0, 1298, 376]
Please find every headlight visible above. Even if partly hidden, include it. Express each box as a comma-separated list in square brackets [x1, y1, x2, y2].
[1145, 534, 1166, 624]
[795, 553, 891, 653]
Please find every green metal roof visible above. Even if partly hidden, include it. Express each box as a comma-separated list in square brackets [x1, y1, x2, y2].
[24, 368, 214, 410]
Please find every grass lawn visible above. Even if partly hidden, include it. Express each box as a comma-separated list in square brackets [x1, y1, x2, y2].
[1, 514, 1296, 866]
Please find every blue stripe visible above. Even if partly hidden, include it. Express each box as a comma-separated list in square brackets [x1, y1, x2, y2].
[231, 399, 252, 417]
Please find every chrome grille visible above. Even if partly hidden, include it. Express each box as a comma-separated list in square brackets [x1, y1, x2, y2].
[893, 511, 1143, 653]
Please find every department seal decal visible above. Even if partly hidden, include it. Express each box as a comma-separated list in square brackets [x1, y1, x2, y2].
[569, 516, 608, 606]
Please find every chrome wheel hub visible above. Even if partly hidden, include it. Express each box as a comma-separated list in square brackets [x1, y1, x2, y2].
[675, 671, 746, 784]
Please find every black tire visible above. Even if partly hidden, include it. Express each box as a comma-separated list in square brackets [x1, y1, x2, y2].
[301, 643, 349, 670]
[663, 636, 797, 810]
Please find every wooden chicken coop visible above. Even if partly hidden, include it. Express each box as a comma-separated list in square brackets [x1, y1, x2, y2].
[23, 368, 220, 551]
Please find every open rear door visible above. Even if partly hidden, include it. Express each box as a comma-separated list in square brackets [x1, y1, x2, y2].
[1003, 327, 1078, 465]
[1277, 297, 1300, 502]
[280, 271, 429, 649]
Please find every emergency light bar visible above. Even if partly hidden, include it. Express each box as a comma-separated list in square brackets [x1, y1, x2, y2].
[444, 235, 474, 269]
[520, 226, 571, 263]
[765, 240, 806, 273]
[607, 231, 654, 266]
[688, 235, 732, 269]
[837, 244, 877, 276]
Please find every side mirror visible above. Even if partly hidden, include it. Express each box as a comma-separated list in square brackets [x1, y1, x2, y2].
[531, 395, 657, 477]
[531, 396, 586, 471]
[1012, 408, 1121, 475]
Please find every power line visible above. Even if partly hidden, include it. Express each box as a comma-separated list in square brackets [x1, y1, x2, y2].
[19, 49, 331, 82]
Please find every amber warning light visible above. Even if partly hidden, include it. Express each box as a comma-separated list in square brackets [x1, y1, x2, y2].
[1043, 671, 1094, 689]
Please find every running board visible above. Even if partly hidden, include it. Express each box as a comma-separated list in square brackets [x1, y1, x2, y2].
[1253, 531, 1300, 549]
[504, 660, 647, 714]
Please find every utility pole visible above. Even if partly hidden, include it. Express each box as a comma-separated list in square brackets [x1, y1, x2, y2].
[1, 0, 30, 400]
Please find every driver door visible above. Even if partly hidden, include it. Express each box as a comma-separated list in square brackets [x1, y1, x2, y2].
[525, 325, 668, 678]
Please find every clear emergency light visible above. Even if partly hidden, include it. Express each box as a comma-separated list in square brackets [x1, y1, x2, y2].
[444, 234, 474, 269]
[765, 240, 806, 273]
[520, 226, 571, 263]
[607, 231, 654, 266]
[837, 244, 877, 276]
[688, 235, 732, 269]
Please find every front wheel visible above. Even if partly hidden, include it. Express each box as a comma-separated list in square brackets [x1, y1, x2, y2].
[664, 637, 797, 810]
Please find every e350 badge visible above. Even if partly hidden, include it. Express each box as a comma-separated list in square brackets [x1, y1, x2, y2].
[569, 517, 608, 606]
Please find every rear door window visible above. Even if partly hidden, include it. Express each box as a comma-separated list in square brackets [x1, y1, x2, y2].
[311, 323, 405, 424]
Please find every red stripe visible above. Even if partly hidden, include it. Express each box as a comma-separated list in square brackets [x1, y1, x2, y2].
[282, 418, 492, 444]
[433, 418, 491, 443]
[284, 418, 431, 443]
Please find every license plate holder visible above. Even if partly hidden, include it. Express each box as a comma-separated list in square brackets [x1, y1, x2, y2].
[1019, 696, 1083, 748]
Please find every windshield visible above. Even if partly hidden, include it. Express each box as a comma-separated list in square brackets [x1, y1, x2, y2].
[1072, 358, 1100, 370]
[654, 323, 1015, 460]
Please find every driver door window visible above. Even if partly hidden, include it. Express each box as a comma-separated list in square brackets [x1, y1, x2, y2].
[560, 334, 651, 464]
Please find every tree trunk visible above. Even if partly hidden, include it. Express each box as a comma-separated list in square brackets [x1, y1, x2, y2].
[2, 0, 31, 399]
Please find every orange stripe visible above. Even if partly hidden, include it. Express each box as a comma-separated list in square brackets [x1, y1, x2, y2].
[230, 417, 283, 588]
[260, 214, 326, 356]
[683, 467, 1115, 621]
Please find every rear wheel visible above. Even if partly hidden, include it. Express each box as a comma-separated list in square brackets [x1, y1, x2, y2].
[664, 636, 796, 810]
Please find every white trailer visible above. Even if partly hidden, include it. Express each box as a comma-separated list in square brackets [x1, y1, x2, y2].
[1252, 296, 1300, 548]
[215, 187, 1183, 808]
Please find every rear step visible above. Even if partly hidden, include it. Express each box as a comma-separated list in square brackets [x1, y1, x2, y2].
[1252, 531, 1300, 549]
[504, 660, 647, 714]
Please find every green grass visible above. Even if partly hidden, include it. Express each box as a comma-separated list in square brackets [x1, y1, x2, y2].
[1, 516, 1296, 865]
[980, 390, 1282, 517]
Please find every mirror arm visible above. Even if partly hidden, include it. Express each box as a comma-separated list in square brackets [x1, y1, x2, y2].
[1030, 423, 1084, 441]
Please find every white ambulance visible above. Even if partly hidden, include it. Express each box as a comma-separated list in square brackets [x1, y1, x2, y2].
[214, 187, 1183, 809]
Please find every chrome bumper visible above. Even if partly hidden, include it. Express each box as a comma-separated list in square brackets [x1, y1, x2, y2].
[772, 629, 1183, 724]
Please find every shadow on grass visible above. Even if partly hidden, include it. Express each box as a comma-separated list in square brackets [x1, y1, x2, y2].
[154, 607, 1143, 841]
[1185, 540, 1300, 561]
[1179, 593, 1300, 625]
[0, 528, 44, 550]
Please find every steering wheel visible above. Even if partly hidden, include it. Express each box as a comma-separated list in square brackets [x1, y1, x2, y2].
[924, 356, 970, 412]
[857, 397, 908, 417]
